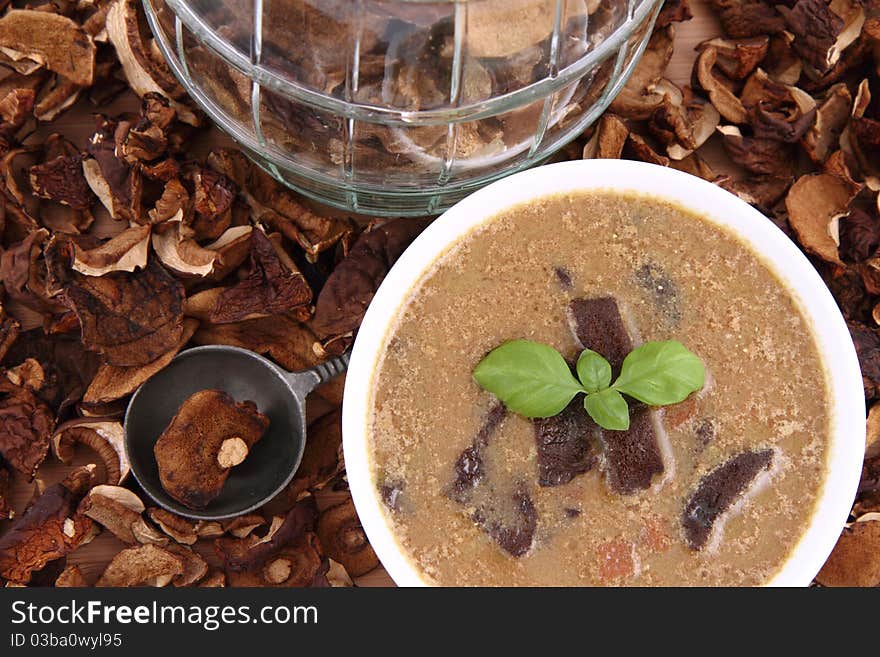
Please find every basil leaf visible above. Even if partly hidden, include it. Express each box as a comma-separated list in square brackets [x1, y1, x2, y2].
[612, 340, 705, 406]
[576, 349, 612, 393]
[473, 340, 585, 418]
[584, 388, 630, 431]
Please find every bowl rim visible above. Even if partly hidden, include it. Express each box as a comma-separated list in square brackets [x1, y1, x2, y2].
[342, 159, 865, 587]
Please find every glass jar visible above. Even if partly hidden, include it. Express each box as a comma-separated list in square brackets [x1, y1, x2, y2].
[144, 0, 663, 216]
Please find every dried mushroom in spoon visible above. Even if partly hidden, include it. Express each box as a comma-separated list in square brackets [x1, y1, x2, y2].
[153, 389, 270, 510]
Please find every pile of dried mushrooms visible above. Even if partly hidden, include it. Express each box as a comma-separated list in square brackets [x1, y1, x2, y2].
[0, 0, 879, 587]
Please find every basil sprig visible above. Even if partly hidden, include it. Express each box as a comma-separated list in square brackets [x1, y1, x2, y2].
[473, 339, 705, 430]
[469, 340, 584, 418]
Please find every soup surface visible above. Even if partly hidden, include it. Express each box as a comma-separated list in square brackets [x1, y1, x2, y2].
[368, 191, 831, 586]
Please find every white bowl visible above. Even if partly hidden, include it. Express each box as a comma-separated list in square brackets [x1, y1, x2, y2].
[342, 159, 866, 587]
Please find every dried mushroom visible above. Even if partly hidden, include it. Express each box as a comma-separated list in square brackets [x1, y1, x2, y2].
[816, 519, 880, 586]
[802, 83, 853, 163]
[0, 377, 55, 477]
[582, 113, 629, 159]
[5, 357, 44, 391]
[0, 10, 96, 86]
[653, 90, 720, 160]
[696, 36, 769, 81]
[154, 389, 269, 509]
[850, 322, 880, 399]
[70, 225, 150, 276]
[191, 315, 322, 373]
[285, 409, 343, 501]
[163, 543, 208, 587]
[55, 564, 88, 588]
[78, 484, 166, 545]
[720, 175, 793, 213]
[624, 133, 670, 166]
[105, 0, 198, 126]
[778, 0, 861, 75]
[710, 0, 785, 38]
[324, 559, 354, 587]
[146, 508, 197, 545]
[316, 498, 378, 577]
[0, 229, 66, 316]
[252, 533, 323, 587]
[82, 318, 197, 405]
[0, 87, 36, 138]
[222, 514, 266, 539]
[717, 125, 793, 176]
[34, 76, 83, 123]
[148, 177, 188, 223]
[845, 80, 880, 187]
[763, 33, 803, 86]
[95, 543, 185, 587]
[29, 152, 93, 211]
[0, 467, 98, 584]
[82, 116, 142, 222]
[312, 217, 432, 355]
[741, 69, 817, 143]
[608, 26, 676, 120]
[695, 46, 747, 124]
[786, 172, 861, 265]
[656, 0, 693, 28]
[52, 418, 128, 485]
[0, 308, 20, 364]
[152, 223, 251, 279]
[48, 239, 186, 367]
[199, 229, 312, 324]
[839, 208, 880, 263]
[867, 404, 880, 459]
[3, 331, 100, 416]
[185, 166, 238, 241]
[214, 515, 283, 571]
[215, 495, 317, 574]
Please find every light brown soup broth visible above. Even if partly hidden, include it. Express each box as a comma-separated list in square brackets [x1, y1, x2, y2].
[368, 192, 830, 586]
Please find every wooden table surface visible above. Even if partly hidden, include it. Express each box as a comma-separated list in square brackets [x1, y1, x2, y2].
[5, 2, 722, 588]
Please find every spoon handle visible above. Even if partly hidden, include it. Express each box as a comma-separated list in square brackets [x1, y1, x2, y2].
[286, 352, 350, 396]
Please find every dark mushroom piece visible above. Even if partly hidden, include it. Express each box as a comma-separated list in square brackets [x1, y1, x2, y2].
[568, 297, 666, 494]
[682, 449, 776, 550]
[316, 498, 378, 577]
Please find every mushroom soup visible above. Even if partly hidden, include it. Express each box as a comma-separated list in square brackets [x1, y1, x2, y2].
[367, 191, 831, 586]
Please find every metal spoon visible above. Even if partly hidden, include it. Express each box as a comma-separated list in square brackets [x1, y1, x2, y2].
[123, 345, 348, 520]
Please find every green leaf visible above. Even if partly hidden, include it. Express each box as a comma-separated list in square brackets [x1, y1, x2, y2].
[611, 340, 705, 406]
[576, 349, 612, 393]
[473, 340, 585, 418]
[584, 388, 630, 431]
